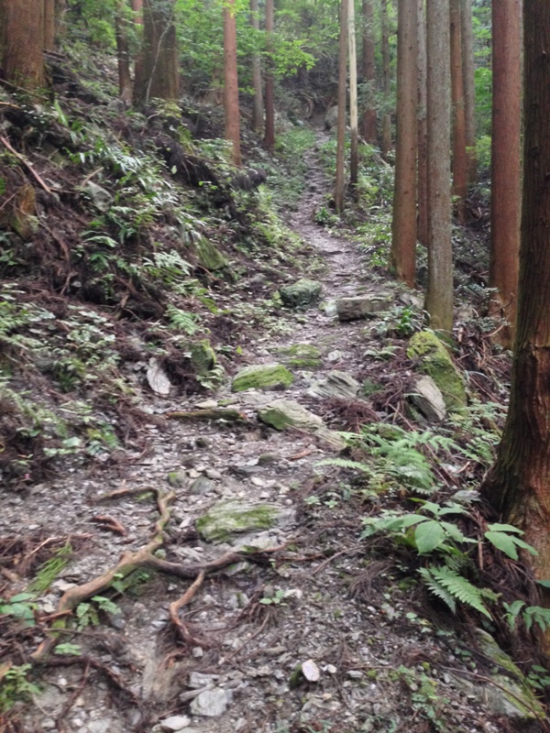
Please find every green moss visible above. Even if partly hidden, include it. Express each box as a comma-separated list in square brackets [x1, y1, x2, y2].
[196, 500, 279, 542]
[189, 340, 216, 376]
[197, 238, 228, 271]
[275, 343, 322, 370]
[407, 331, 466, 412]
[232, 363, 294, 392]
[279, 279, 322, 308]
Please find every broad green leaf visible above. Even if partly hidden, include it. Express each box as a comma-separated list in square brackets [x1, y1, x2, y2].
[415, 521, 446, 554]
[485, 531, 519, 560]
[486, 523, 524, 535]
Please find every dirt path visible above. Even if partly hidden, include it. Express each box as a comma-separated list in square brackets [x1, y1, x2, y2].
[2, 141, 513, 733]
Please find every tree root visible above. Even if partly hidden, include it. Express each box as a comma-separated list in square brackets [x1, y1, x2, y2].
[31, 486, 289, 661]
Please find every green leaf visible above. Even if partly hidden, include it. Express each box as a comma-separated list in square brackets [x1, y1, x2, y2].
[415, 521, 446, 554]
[486, 523, 524, 535]
[485, 531, 519, 560]
[10, 594, 35, 603]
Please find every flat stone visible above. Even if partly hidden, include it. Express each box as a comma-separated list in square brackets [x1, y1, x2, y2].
[258, 399, 345, 451]
[275, 343, 322, 370]
[188, 672, 217, 689]
[232, 364, 294, 392]
[196, 500, 290, 542]
[409, 376, 446, 422]
[310, 371, 360, 399]
[279, 279, 322, 308]
[189, 688, 232, 717]
[407, 331, 467, 412]
[336, 294, 392, 321]
[189, 476, 215, 495]
[147, 358, 172, 396]
[160, 715, 192, 731]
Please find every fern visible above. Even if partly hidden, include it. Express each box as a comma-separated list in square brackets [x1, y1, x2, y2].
[165, 305, 199, 335]
[419, 566, 493, 618]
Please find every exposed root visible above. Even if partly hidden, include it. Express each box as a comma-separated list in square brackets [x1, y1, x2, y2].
[169, 570, 206, 647]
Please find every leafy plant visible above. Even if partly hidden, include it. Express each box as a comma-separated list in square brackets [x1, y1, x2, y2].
[0, 594, 37, 626]
[76, 595, 121, 629]
[28, 543, 73, 594]
[0, 664, 40, 712]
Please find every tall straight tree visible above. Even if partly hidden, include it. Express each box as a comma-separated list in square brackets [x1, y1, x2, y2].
[0, 0, 45, 92]
[390, 0, 418, 287]
[361, 0, 377, 143]
[250, 0, 263, 133]
[425, 0, 452, 331]
[450, 0, 467, 223]
[224, 0, 242, 166]
[115, 2, 133, 104]
[417, 0, 428, 247]
[348, 0, 359, 187]
[334, 0, 348, 213]
[481, 0, 550, 579]
[380, 0, 392, 156]
[490, 0, 522, 346]
[44, 0, 56, 51]
[135, 0, 179, 105]
[461, 0, 477, 185]
[264, 0, 275, 151]
[131, 0, 145, 107]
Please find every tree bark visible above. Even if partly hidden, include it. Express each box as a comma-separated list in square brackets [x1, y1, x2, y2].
[44, 0, 56, 51]
[0, 0, 45, 92]
[116, 3, 133, 104]
[482, 0, 550, 580]
[348, 0, 359, 187]
[461, 0, 477, 185]
[334, 0, 348, 214]
[380, 0, 392, 157]
[264, 0, 275, 151]
[134, 0, 179, 105]
[425, 0, 453, 332]
[224, 0, 242, 166]
[361, 0, 377, 143]
[131, 0, 145, 107]
[489, 0, 522, 347]
[390, 0, 418, 287]
[417, 0, 428, 247]
[250, 0, 263, 133]
[450, 0, 467, 224]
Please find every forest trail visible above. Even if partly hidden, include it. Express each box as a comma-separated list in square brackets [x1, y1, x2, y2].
[2, 138, 510, 733]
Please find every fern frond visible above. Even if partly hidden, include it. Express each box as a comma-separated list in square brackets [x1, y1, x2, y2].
[316, 458, 373, 474]
[418, 567, 457, 613]
[420, 566, 491, 618]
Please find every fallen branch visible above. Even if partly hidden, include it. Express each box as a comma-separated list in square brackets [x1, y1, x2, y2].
[169, 570, 206, 646]
[0, 135, 53, 193]
[91, 515, 127, 536]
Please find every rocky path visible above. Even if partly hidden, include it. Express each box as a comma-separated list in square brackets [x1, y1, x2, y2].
[2, 140, 528, 733]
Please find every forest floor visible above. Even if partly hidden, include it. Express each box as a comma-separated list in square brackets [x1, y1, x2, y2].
[0, 128, 546, 733]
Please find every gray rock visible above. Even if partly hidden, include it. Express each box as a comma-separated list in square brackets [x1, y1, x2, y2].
[189, 688, 232, 717]
[279, 279, 323, 308]
[167, 470, 187, 488]
[87, 721, 112, 733]
[232, 363, 294, 392]
[196, 500, 290, 542]
[84, 182, 113, 212]
[147, 358, 172, 396]
[160, 715, 192, 731]
[188, 672, 217, 689]
[189, 476, 215, 495]
[258, 399, 346, 451]
[310, 371, 360, 400]
[409, 376, 446, 422]
[336, 294, 392, 321]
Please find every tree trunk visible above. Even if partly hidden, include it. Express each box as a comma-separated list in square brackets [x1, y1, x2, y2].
[264, 0, 275, 151]
[481, 0, 550, 580]
[425, 0, 453, 332]
[380, 0, 392, 157]
[334, 0, 348, 214]
[361, 0, 377, 143]
[44, 0, 56, 51]
[116, 3, 133, 104]
[417, 0, 428, 247]
[348, 0, 359, 187]
[461, 0, 477, 185]
[390, 0, 418, 287]
[250, 0, 263, 133]
[131, 0, 145, 107]
[134, 0, 179, 105]
[0, 0, 45, 92]
[55, 0, 67, 41]
[489, 0, 522, 347]
[224, 0, 242, 166]
[450, 0, 467, 224]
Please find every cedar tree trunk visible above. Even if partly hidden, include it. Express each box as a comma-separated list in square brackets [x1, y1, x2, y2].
[135, 0, 179, 105]
[334, 0, 348, 214]
[482, 0, 550, 580]
[450, 0, 467, 224]
[348, 0, 359, 187]
[425, 0, 453, 332]
[44, 0, 56, 51]
[461, 0, 477, 184]
[250, 0, 263, 133]
[264, 0, 275, 151]
[380, 0, 392, 156]
[116, 4, 133, 104]
[417, 0, 428, 247]
[224, 0, 242, 166]
[361, 0, 377, 143]
[489, 0, 522, 346]
[390, 0, 418, 287]
[0, 0, 45, 92]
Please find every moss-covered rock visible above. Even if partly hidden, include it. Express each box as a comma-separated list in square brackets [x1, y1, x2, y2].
[258, 399, 345, 450]
[197, 238, 228, 271]
[407, 331, 466, 412]
[196, 500, 280, 542]
[279, 279, 322, 308]
[189, 340, 217, 376]
[232, 363, 294, 392]
[275, 343, 322, 370]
